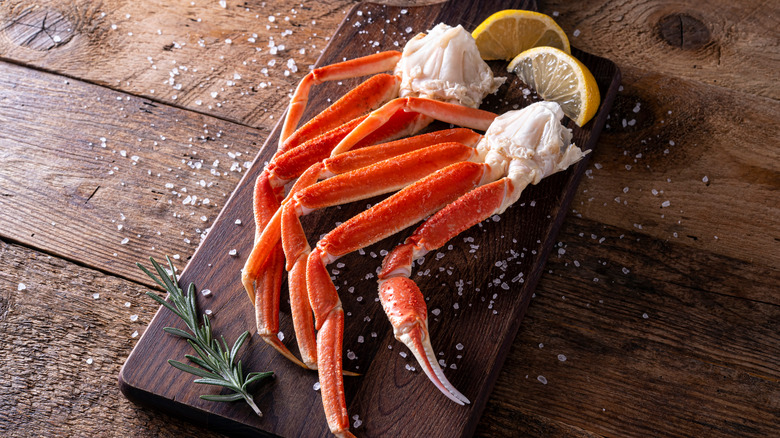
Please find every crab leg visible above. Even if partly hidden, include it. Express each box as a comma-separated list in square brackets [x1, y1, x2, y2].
[280, 52, 402, 150]
[379, 178, 512, 279]
[306, 161, 490, 437]
[279, 141, 481, 366]
[375, 179, 513, 404]
[247, 129, 482, 306]
[243, 74, 420, 367]
[331, 97, 497, 156]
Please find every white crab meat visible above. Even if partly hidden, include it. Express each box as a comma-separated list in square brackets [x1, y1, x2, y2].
[395, 23, 505, 108]
[477, 101, 586, 213]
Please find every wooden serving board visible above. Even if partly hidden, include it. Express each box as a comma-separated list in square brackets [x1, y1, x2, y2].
[119, 1, 621, 436]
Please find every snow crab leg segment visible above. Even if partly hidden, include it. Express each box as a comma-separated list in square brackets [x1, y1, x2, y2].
[331, 97, 497, 156]
[280, 163, 324, 369]
[280, 52, 402, 151]
[298, 142, 481, 211]
[305, 161, 489, 437]
[378, 277, 469, 405]
[322, 128, 481, 177]
[247, 172, 304, 366]
[306, 249, 352, 438]
[379, 178, 511, 279]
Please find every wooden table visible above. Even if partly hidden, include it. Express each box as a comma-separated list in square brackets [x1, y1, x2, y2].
[1, 1, 777, 437]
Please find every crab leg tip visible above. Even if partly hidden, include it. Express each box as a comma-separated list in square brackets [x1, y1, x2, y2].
[260, 335, 311, 370]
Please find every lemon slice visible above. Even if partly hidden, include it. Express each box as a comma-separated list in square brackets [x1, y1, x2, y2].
[508, 46, 600, 126]
[472, 10, 570, 61]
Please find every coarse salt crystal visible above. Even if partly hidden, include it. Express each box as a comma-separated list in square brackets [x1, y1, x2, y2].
[228, 249, 237, 256]
[92, 293, 100, 299]
[313, 381, 321, 391]
[537, 375, 548, 384]
[86, 358, 93, 365]
[18, 283, 26, 291]
[201, 289, 212, 297]
[131, 330, 138, 338]
[661, 200, 671, 208]
[130, 314, 138, 322]
[558, 354, 567, 362]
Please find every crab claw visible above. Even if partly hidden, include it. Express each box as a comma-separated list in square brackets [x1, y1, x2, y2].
[378, 277, 470, 406]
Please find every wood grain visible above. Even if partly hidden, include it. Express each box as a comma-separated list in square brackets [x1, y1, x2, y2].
[0, 59, 267, 287]
[570, 65, 780, 293]
[539, 0, 780, 100]
[0, 0, 356, 129]
[480, 216, 780, 437]
[0, 239, 222, 438]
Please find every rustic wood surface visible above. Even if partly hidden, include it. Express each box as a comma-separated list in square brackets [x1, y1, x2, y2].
[1, 0, 778, 437]
[116, 0, 621, 436]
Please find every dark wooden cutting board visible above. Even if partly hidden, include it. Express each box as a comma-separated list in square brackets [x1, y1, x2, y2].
[119, 1, 620, 436]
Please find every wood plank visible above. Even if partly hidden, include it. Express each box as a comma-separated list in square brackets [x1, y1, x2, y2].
[119, 1, 620, 437]
[0, 59, 267, 287]
[477, 215, 780, 437]
[0, 239, 222, 438]
[570, 65, 780, 292]
[540, 0, 780, 99]
[0, 0, 355, 129]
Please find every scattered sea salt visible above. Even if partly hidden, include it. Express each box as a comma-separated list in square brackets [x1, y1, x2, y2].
[86, 358, 93, 365]
[558, 354, 567, 362]
[130, 314, 138, 322]
[201, 289, 212, 297]
[18, 283, 26, 291]
[537, 375, 548, 384]
[92, 293, 100, 299]
[313, 381, 321, 391]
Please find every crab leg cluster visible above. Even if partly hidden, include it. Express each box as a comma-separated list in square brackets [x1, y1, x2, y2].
[241, 23, 544, 437]
[309, 101, 585, 436]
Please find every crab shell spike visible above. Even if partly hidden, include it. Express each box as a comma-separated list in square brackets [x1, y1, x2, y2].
[394, 23, 505, 109]
[477, 101, 587, 214]
[379, 277, 470, 406]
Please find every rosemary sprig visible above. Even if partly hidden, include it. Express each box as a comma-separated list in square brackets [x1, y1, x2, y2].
[138, 256, 273, 416]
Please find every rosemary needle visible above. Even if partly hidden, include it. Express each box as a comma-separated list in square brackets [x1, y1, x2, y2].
[138, 256, 273, 416]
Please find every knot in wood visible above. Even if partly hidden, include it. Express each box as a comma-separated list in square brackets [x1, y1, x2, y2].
[2, 6, 74, 50]
[658, 13, 710, 50]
